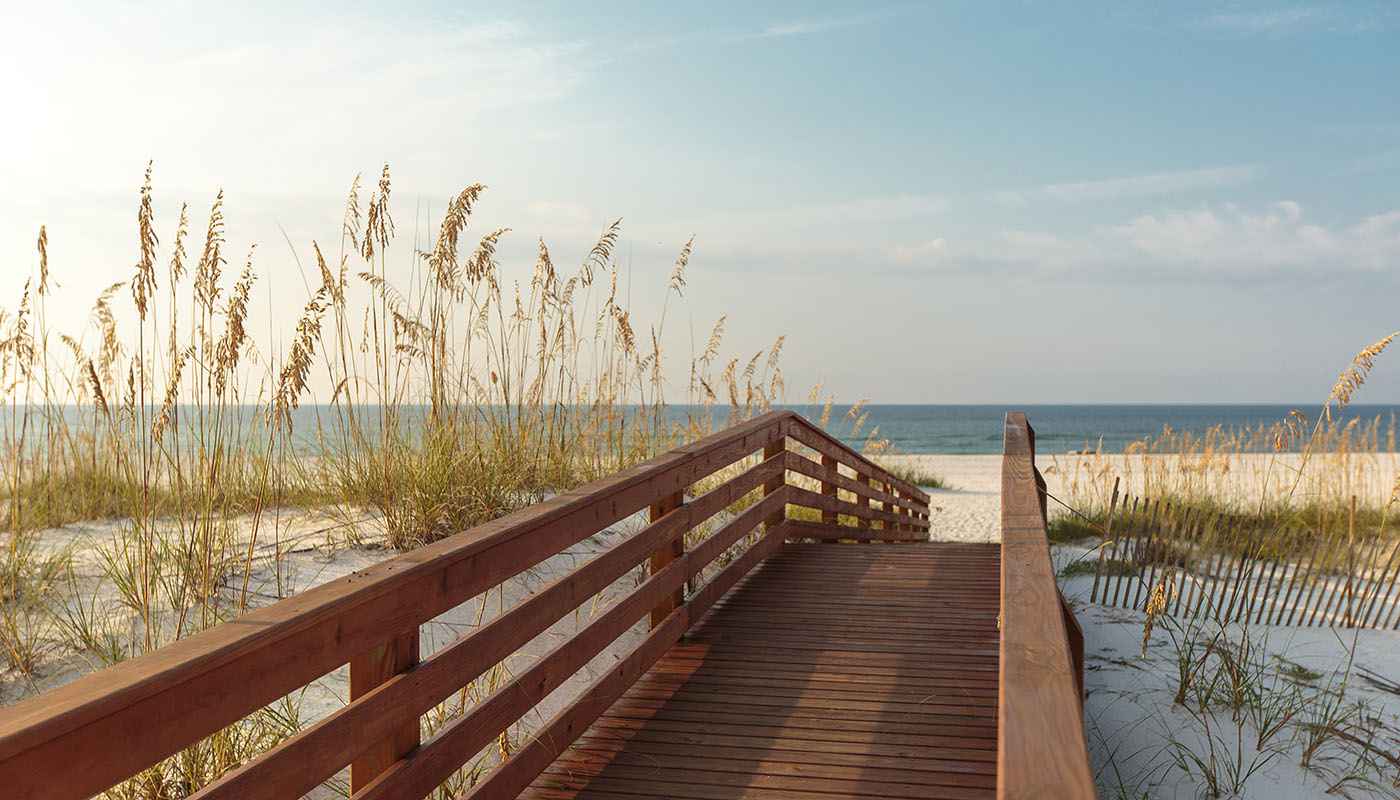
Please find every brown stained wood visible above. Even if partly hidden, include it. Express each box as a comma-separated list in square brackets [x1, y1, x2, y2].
[356, 497, 788, 800]
[510, 539, 1001, 800]
[650, 490, 686, 628]
[780, 519, 926, 543]
[784, 450, 923, 516]
[784, 421, 930, 505]
[786, 485, 914, 527]
[1058, 593, 1084, 704]
[764, 440, 787, 536]
[998, 413, 1094, 800]
[463, 528, 790, 800]
[819, 454, 839, 527]
[856, 472, 872, 530]
[189, 455, 788, 800]
[349, 629, 420, 792]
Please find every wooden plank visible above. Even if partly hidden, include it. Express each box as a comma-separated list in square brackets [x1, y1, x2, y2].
[819, 454, 839, 526]
[649, 490, 686, 628]
[783, 451, 923, 516]
[785, 485, 913, 527]
[513, 539, 1002, 799]
[779, 519, 926, 542]
[349, 629, 419, 792]
[784, 419, 930, 505]
[998, 412, 1094, 800]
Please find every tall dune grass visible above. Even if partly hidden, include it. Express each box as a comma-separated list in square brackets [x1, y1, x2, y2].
[0, 164, 794, 797]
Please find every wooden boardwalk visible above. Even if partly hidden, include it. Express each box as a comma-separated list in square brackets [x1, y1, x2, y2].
[0, 411, 1094, 800]
[526, 538, 1002, 800]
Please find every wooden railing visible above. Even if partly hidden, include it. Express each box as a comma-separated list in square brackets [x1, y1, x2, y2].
[0, 410, 929, 800]
[999, 411, 1095, 799]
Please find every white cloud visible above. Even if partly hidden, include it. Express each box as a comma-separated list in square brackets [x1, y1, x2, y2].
[889, 238, 947, 265]
[994, 165, 1260, 206]
[739, 11, 892, 41]
[0, 7, 588, 196]
[1198, 8, 1327, 34]
[1194, 6, 1392, 35]
[890, 202, 1400, 279]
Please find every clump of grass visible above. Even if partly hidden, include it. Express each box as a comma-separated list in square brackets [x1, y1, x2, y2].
[1151, 617, 1398, 798]
[879, 461, 948, 490]
[1048, 515, 1102, 544]
[1061, 558, 1135, 579]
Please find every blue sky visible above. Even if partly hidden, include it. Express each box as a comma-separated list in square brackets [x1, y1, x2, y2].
[3, 1, 1399, 402]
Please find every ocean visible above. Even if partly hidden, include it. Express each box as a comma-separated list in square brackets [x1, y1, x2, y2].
[777, 404, 1400, 455]
[9, 403, 1397, 456]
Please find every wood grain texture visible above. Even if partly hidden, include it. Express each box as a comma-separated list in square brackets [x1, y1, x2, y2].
[189, 454, 787, 800]
[649, 490, 686, 628]
[518, 540, 1002, 800]
[998, 412, 1094, 800]
[782, 451, 923, 515]
[785, 485, 914, 528]
[784, 422, 930, 506]
[349, 629, 420, 792]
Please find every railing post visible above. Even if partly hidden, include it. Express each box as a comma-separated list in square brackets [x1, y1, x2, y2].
[857, 471, 872, 531]
[764, 439, 787, 534]
[820, 454, 838, 527]
[896, 485, 911, 532]
[350, 629, 421, 792]
[884, 481, 896, 538]
[648, 490, 685, 628]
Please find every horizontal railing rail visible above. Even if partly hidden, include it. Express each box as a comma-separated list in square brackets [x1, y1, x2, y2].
[0, 410, 930, 800]
[999, 411, 1095, 799]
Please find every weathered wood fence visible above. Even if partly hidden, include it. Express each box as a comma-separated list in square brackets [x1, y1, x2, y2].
[1088, 491, 1400, 629]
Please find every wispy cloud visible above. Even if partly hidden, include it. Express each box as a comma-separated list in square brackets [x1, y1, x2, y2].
[993, 165, 1261, 206]
[1194, 5, 1392, 35]
[887, 201, 1400, 280]
[1198, 7, 1327, 34]
[739, 11, 893, 41]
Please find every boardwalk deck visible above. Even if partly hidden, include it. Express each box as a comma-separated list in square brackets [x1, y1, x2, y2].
[524, 536, 1002, 800]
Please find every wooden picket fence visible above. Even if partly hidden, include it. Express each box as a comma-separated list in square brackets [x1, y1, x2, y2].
[1087, 489, 1400, 629]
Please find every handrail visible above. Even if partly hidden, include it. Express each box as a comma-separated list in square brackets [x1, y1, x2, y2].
[0, 409, 929, 800]
[998, 412, 1094, 799]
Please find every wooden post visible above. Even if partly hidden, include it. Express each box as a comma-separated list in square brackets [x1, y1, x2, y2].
[887, 483, 901, 532]
[1060, 593, 1085, 702]
[764, 440, 787, 535]
[648, 490, 685, 628]
[820, 454, 838, 527]
[350, 629, 420, 792]
[857, 471, 872, 531]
